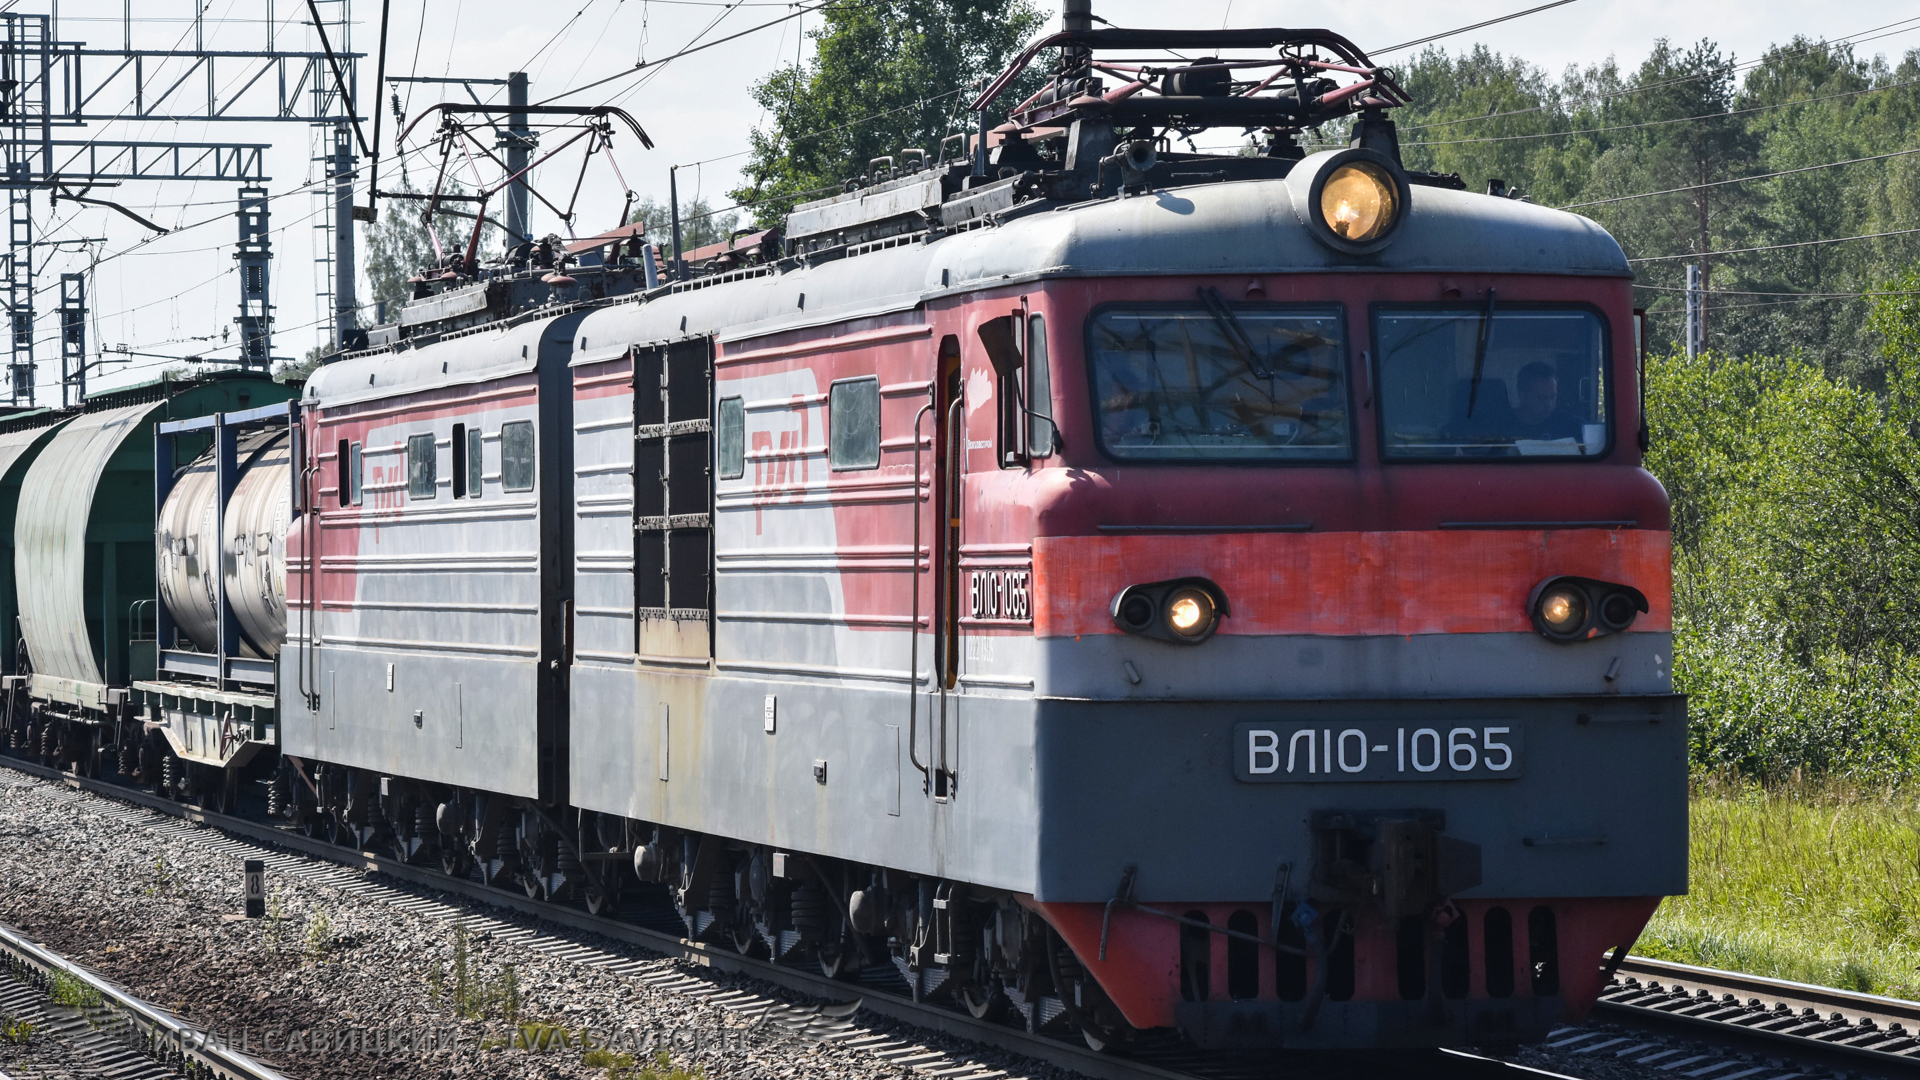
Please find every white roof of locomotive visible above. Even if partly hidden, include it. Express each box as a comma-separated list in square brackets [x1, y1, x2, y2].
[307, 177, 1629, 407]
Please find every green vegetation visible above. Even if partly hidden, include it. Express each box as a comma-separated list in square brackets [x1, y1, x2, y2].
[0, 1015, 33, 1044]
[582, 1050, 701, 1080]
[304, 907, 335, 963]
[428, 924, 523, 1022]
[1642, 777, 1920, 997]
[47, 970, 103, 1010]
[731, 0, 1046, 222]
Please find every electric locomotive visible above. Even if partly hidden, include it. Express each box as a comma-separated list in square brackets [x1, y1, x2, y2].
[5, 6, 1684, 1057]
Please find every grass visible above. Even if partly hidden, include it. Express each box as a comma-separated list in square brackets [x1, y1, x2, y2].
[47, 971, 103, 1010]
[1639, 774, 1920, 998]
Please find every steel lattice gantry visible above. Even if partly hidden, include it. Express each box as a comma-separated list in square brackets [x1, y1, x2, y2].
[0, 6, 361, 405]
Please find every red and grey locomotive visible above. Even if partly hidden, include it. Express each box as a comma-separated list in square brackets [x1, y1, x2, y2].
[2, 4, 1682, 1055]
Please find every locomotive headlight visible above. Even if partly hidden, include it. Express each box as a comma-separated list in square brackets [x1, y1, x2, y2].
[1537, 584, 1587, 637]
[1112, 578, 1228, 644]
[1165, 588, 1216, 638]
[1320, 162, 1398, 242]
[1528, 576, 1648, 644]
[1290, 147, 1412, 255]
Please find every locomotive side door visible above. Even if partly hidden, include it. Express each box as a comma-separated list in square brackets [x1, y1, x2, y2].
[921, 334, 963, 801]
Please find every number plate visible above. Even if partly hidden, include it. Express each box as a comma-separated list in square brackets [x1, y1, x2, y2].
[1232, 721, 1523, 783]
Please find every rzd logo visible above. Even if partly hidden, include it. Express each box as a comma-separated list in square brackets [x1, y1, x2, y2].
[968, 570, 1031, 622]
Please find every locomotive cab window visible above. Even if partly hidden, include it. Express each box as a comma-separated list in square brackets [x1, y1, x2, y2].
[1374, 306, 1609, 459]
[407, 433, 436, 500]
[1087, 304, 1350, 461]
[829, 377, 880, 470]
[717, 396, 745, 480]
[501, 420, 536, 492]
[1029, 313, 1055, 458]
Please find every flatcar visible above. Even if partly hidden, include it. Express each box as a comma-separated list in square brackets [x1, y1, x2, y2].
[3, 7, 1684, 1056]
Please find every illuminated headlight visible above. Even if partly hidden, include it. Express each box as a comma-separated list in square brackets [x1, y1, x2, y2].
[1288, 147, 1413, 255]
[1112, 578, 1228, 645]
[1528, 576, 1649, 644]
[1536, 584, 1588, 639]
[1320, 161, 1399, 243]
[1165, 588, 1217, 639]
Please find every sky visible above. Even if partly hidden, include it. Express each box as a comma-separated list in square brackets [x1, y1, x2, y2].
[17, 0, 1914, 402]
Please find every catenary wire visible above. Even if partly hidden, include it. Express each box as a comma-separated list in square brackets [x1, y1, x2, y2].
[1372, 0, 1583, 55]
[1629, 227, 1920, 262]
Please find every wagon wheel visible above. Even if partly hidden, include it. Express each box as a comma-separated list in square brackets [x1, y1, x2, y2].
[210, 769, 240, 815]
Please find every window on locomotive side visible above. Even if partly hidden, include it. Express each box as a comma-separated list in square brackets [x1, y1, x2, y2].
[467, 426, 483, 498]
[451, 423, 469, 499]
[336, 439, 350, 506]
[501, 420, 536, 492]
[407, 433, 436, 499]
[829, 377, 881, 470]
[350, 442, 363, 506]
[1373, 306, 1609, 460]
[1087, 303, 1350, 461]
[717, 396, 746, 480]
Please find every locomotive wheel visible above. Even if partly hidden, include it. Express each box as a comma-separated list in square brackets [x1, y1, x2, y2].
[816, 940, 862, 981]
[324, 810, 353, 847]
[730, 923, 764, 957]
[440, 845, 474, 880]
[959, 981, 1006, 1021]
[1046, 927, 1132, 1053]
[584, 881, 619, 917]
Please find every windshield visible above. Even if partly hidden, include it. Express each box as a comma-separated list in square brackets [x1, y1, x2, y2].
[1374, 307, 1609, 459]
[1088, 304, 1349, 461]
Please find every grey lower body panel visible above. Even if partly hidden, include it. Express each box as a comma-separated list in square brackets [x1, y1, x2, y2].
[568, 662, 1041, 893]
[279, 644, 540, 798]
[1038, 631, 1673, 700]
[1033, 694, 1687, 903]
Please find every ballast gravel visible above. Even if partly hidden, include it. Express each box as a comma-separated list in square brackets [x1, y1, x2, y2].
[0, 766, 1844, 1080]
[0, 770, 1078, 1080]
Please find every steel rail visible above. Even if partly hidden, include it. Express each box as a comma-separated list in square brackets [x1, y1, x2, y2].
[0, 751, 1555, 1080]
[0, 916, 291, 1080]
[1597, 955, 1920, 1069]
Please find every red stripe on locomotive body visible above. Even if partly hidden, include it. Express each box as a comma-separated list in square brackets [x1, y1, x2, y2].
[1033, 528, 1671, 638]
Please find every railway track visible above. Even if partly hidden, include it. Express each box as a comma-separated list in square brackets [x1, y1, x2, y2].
[0, 914, 285, 1080]
[0, 749, 1828, 1080]
[1593, 955, 1920, 1073]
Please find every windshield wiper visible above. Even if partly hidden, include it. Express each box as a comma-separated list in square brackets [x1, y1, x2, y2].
[1466, 287, 1498, 418]
[1198, 287, 1272, 379]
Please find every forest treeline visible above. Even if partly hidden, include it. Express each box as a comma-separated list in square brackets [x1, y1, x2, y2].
[1394, 34, 1920, 384]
